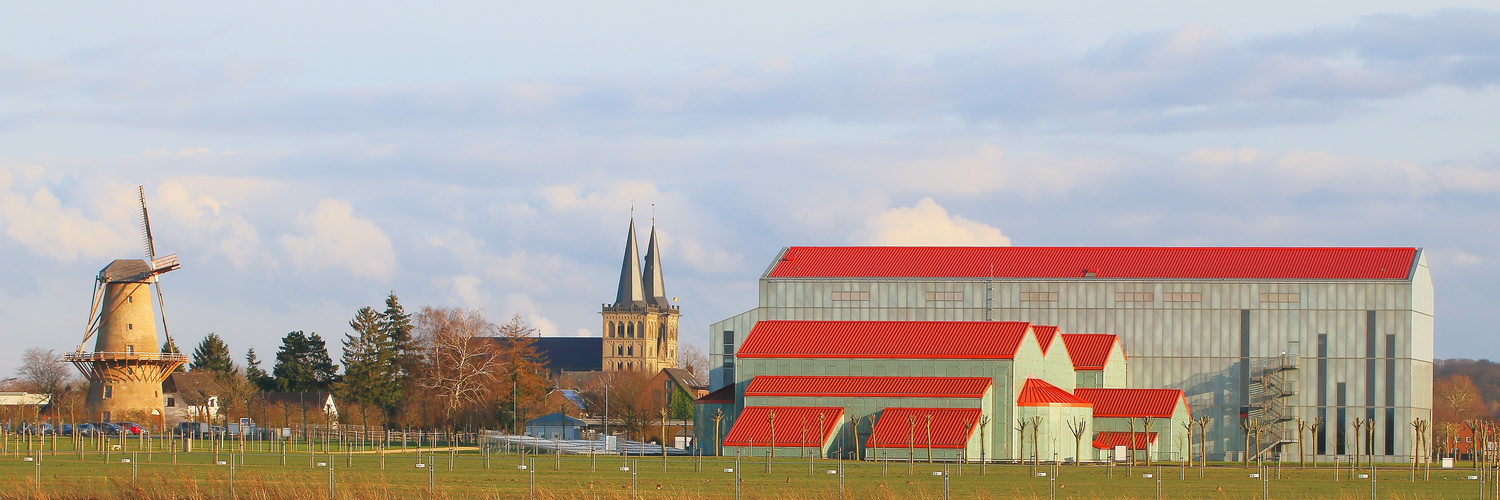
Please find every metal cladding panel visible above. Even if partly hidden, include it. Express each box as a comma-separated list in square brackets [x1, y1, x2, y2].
[1033, 326, 1060, 354]
[744, 375, 991, 398]
[722, 406, 843, 447]
[767, 247, 1416, 280]
[737, 320, 1031, 359]
[866, 408, 981, 449]
[1015, 378, 1092, 407]
[1092, 431, 1158, 449]
[1060, 334, 1118, 370]
[1074, 388, 1185, 418]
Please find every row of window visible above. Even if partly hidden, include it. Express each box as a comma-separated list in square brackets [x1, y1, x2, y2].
[831, 291, 870, 301]
[826, 290, 1265, 303]
[1020, 292, 1058, 302]
[1261, 293, 1301, 303]
[608, 321, 668, 338]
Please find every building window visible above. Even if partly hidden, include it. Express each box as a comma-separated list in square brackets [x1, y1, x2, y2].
[609, 322, 615, 338]
[1019, 292, 1058, 302]
[1260, 293, 1300, 303]
[126, 345, 135, 354]
[1163, 292, 1201, 302]
[127, 323, 133, 330]
[166, 397, 175, 407]
[628, 323, 634, 338]
[832, 291, 870, 301]
[628, 346, 633, 356]
[103, 385, 113, 399]
[1115, 292, 1153, 302]
[723, 331, 736, 382]
[924, 292, 963, 301]
[127, 296, 132, 304]
[102, 411, 111, 422]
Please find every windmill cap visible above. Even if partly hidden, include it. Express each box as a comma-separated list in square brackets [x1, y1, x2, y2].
[99, 259, 153, 283]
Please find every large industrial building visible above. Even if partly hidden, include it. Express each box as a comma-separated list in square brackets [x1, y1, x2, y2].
[702, 247, 1433, 462]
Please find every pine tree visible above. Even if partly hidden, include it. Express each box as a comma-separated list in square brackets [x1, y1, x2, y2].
[246, 348, 273, 391]
[161, 338, 185, 372]
[339, 307, 401, 414]
[271, 331, 340, 392]
[379, 293, 418, 382]
[191, 333, 237, 378]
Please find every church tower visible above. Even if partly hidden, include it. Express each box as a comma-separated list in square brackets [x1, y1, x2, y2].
[602, 218, 680, 372]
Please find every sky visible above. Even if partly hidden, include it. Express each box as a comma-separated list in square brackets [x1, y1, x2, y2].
[2, 1, 1498, 376]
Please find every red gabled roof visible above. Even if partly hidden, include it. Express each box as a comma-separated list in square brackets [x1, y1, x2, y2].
[695, 384, 735, 405]
[745, 376, 991, 399]
[1093, 431, 1157, 449]
[767, 247, 1416, 280]
[866, 408, 982, 449]
[1033, 326, 1060, 355]
[722, 407, 843, 447]
[1074, 388, 1187, 419]
[1061, 334, 1119, 370]
[1016, 378, 1092, 408]
[738, 320, 1031, 359]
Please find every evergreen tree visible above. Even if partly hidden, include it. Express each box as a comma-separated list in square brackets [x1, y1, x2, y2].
[161, 338, 185, 372]
[246, 348, 274, 391]
[668, 386, 693, 420]
[379, 292, 418, 382]
[191, 333, 237, 377]
[339, 307, 401, 414]
[271, 331, 340, 392]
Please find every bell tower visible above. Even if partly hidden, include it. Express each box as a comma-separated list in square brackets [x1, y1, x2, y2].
[602, 217, 679, 372]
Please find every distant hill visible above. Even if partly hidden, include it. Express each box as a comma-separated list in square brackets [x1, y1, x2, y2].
[1436, 358, 1500, 418]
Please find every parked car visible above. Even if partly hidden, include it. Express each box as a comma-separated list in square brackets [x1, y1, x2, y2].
[59, 424, 73, 436]
[116, 422, 143, 435]
[75, 423, 95, 437]
[175, 422, 211, 439]
[18, 423, 53, 435]
[94, 422, 122, 435]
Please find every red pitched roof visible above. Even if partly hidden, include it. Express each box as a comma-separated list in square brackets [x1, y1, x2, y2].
[738, 320, 1032, 359]
[767, 247, 1416, 280]
[866, 408, 982, 449]
[1061, 334, 1119, 370]
[1033, 326, 1060, 354]
[722, 407, 843, 447]
[1092, 431, 1157, 449]
[745, 376, 991, 399]
[1074, 388, 1187, 418]
[695, 384, 735, 405]
[1015, 378, 1092, 408]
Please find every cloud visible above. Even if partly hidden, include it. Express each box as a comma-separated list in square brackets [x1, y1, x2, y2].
[857, 197, 1011, 246]
[1178, 148, 1500, 197]
[153, 181, 265, 270]
[1453, 251, 1483, 266]
[0, 169, 133, 262]
[277, 199, 396, 280]
[9, 10, 1500, 135]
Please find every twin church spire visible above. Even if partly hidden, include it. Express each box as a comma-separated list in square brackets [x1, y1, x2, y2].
[613, 218, 668, 308]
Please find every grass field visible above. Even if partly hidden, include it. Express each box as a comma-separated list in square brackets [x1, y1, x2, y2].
[0, 438, 1495, 499]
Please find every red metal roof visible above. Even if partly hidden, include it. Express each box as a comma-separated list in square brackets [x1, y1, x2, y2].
[745, 376, 991, 399]
[1015, 378, 1092, 408]
[865, 408, 982, 449]
[1092, 431, 1157, 449]
[1074, 388, 1187, 419]
[1060, 334, 1119, 370]
[722, 407, 844, 447]
[1033, 326, 1060, 355]
[738, 320, 1031, 359]
[768, 247, 1416, 280]
[695, 384, 736, 404]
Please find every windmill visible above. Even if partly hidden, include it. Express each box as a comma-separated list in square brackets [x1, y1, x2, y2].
[65, 186, 188, 427]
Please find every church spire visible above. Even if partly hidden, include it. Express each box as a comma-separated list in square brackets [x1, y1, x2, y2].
[643, 222, 667, 307]
[613, 218, 647, 307]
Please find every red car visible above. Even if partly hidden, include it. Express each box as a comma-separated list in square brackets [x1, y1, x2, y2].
[116, 422, 144, 435]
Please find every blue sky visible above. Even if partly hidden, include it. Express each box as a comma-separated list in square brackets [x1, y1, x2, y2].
[2, 1, 1497, 375]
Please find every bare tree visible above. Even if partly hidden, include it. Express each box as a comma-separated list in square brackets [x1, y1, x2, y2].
[414, 307, 504, 431]
[677, 343, 708, 378]
[1067, 417, 1088, 465]
[16, 348, 73, 397]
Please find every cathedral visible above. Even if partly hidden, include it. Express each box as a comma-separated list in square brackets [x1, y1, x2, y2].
[601, 218, 679, 372]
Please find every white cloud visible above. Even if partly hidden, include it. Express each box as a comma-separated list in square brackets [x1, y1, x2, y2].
[1179, 148, 1500, 197]
[277, 199, 396, 280]
[0, 169, 133, 262]
[1453, 251, 1483, 266]
[857, 197, 1011, 246]
[153, 181, 265, 270]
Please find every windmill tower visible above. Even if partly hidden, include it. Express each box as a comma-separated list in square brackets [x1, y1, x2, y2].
[65, 186, 188, 427]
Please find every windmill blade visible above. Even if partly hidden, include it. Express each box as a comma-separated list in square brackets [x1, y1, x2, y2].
[79, 277, 105, 353]
[138, 185, 156, 261]
[154, 279, 175, 348]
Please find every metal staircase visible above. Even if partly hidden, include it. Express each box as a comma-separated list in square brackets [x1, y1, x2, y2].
[1248, 354, 1299, 460]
